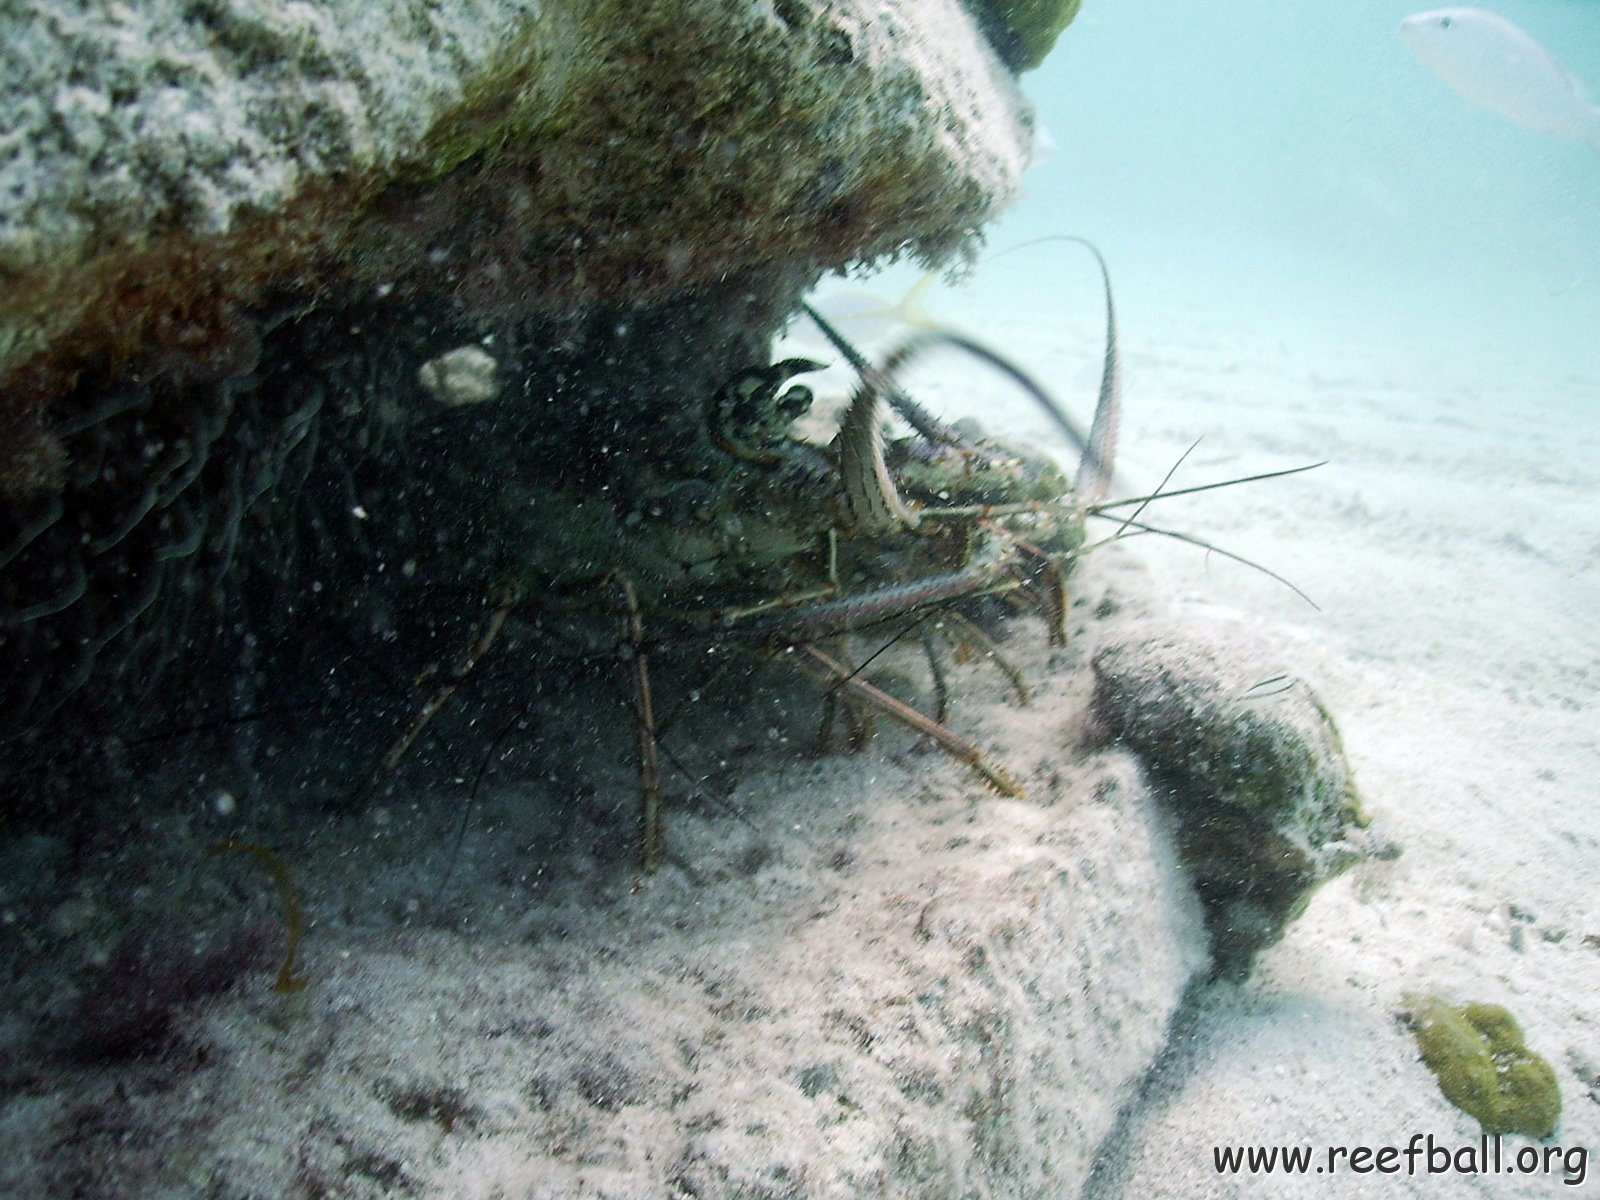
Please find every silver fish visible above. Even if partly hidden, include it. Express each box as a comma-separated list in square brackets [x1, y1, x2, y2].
[1400, 8, 1600, 148]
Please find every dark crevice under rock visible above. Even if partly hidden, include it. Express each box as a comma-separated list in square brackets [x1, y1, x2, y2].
[0, 269, 814, 824]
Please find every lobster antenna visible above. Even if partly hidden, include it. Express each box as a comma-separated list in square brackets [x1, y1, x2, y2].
[985, 234, 1121, 499]
[1090, 460, 1327, 520]
[802, 301, 977, 450]
[871, 328, 1094, 460]
[1083, 513, 1320, 610]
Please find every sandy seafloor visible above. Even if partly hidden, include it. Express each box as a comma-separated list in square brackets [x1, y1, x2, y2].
[812, 232, 1600, 1196]
[981, 0, 1600, 1188]
[3, 234, 1595, 1196]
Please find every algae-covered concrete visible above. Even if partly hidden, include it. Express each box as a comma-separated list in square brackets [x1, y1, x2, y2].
[0, 0, 1032, 396]
[1092, 621, 1388, 977]
[0, 8, 1213, 1194]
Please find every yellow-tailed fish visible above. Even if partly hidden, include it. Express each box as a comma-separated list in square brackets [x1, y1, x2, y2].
[802, 270, 941, 346]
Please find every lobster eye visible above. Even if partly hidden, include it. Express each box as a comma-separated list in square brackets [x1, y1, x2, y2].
[778, 385, 814, 419]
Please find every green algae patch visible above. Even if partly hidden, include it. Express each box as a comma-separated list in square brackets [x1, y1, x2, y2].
[1408, 996, 1561, 1138]
[979, 0, 1083, 70]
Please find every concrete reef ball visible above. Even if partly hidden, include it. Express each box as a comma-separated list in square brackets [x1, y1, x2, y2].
[1091, 623, 1382, 978]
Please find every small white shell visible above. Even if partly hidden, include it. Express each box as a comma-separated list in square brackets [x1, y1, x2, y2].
[418, 345, 499, 406]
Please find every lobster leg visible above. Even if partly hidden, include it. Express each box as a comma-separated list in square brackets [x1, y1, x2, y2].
[613, 574, 665, 874]
[363, 578, 520, 801]
[791, 643, 1023, 799]
[939, 610, 1032, 706]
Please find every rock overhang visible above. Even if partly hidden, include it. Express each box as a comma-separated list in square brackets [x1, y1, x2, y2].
[0, 0, 1035, 412]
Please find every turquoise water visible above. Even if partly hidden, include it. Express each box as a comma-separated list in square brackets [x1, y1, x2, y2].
[990, 0, 1599, 393]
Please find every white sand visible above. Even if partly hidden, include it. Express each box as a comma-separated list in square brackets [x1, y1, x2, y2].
[835, 245, 1600, 1195]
